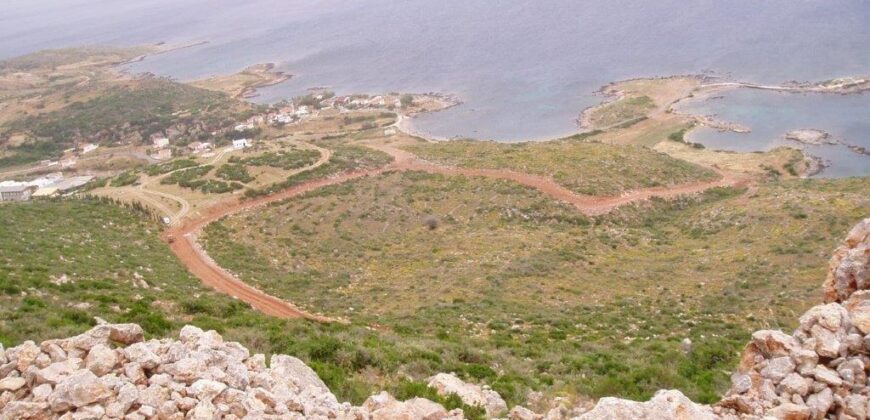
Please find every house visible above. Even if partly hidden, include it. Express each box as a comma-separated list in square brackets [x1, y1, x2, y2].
[51, 176, 93, 193]
[0, 185, 34, 201]
[384, 128, 397, 136]
[188, 142, 212, 154]
[274, 114, 294, 124]
[232, 139, 252, 149]
[60, 158, 77, 168]
[234, 123, 255, 132]
[153, 137, 170, 149]
[152, 149, 172, 160]
[80, 143, 99, 154]
[32, 187, 58, 198]
[295, 106, 310, 117]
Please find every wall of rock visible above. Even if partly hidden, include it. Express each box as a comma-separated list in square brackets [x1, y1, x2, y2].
[0, 218, 866, 419]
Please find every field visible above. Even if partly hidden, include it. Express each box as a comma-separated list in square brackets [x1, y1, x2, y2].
[404, 138, 719, 196]
[201, 171, 870, 405]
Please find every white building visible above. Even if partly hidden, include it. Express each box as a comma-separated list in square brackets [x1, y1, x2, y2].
[60, 158, 77, 168]
[188, 142, 213, 154]
[0, 185, 34, 201]
[152, 149, 172, 160]
[153, 137, 170, 149]
[81, 143, 99, 154]
[295, 106, 310, 117]
[232, 139, 252, 149]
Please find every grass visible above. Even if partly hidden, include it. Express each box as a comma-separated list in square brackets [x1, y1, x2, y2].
[203, 171, 869, 405]
[586, 95, 656, 129]
[405, 139, 718, 195]
[0, 198, 528, 411]
[236, 148, 321, 170]
[216, 163, 254, 183]
[244, 138, 392, 198]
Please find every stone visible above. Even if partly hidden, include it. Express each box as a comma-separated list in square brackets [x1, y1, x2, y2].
[427, 372, 508, 416]
[800, 303, 850, 332]
[577, 390, 715, 420]
[189, 379, 228, 402]
[810, 324, 841, 358]
[779, 373, 809, 397]
[269, 354, 330, 394]
[805, 387, 833, 417]
[123, 342, 160, 370]
[766, 402, 811, 420]
[0, 377, 26, 392]
[823, 218, 870, 302]
[0, 401, 49, 419]
[84, 344, 117, 377]
[812, 365, 843, 386]
[752, 330, 800, 357]
[843, 394, 868, 419]
[10, 340, 41, 372]
[35, 358, 83, 384]
[48, 370, 112, 412]
[369, 397, 450, 420]
[509, 405, 542, 420]
[760, 356, 795, 383]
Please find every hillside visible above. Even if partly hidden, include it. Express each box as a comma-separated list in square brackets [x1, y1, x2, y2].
[0, 218, 866, 419]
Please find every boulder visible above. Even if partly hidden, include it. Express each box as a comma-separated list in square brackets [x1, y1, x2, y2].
[576, 390, 715, 420]
[427, 372, 508, 416]
[48, 370, 112, 412]
[823, 218, 869, 303]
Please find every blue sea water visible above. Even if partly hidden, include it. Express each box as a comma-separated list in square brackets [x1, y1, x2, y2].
[1, 0, 868, 174]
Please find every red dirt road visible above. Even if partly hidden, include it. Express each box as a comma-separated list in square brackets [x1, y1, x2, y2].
[165, 144, 750, 321]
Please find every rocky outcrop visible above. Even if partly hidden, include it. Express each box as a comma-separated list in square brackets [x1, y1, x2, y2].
[0, 323, 465, 419]
[428, 373, 507, 417]
[1, 218, 868, 419]
[785, 129, 837, 146]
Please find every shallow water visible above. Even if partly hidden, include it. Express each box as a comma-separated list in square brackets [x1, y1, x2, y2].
[678, 90, 870, 177]
[1, 0, 869, 174]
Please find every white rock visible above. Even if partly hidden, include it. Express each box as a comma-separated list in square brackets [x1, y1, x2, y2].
[427, 372, 508, 416]
[576, 390, 715, 420]
[0, 377, 26, 392]
[48, 370, 112, 412]
[84, 344, 117, 377]
[189, 379, 228, 402]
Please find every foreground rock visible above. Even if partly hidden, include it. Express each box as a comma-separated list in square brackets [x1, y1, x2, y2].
[1, 218, 868, 419]
[0, 322, 465, 419]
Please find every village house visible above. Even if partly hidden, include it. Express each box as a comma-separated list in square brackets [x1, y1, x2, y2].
[152, 137, 170, 148]
[80, 143, 99, 154]
[0, 185, 34, 202]
[32, 187, 58, 198]
[234, 123, 255, 132]
[294, 106, 310, 117]
[232, 139, 252, 149]
[152, 148, 172, 160]
[188, 141, 212, 154]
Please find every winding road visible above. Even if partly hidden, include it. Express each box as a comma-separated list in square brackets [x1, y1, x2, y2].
[164, 139, 749, 321]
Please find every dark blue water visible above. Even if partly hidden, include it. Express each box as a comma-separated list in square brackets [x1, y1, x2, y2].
[1, 0, 868, 174]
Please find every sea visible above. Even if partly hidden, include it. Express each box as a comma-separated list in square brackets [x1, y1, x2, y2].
[1, 0, 868, 175]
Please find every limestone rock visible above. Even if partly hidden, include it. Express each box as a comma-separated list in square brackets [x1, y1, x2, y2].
[576, 390, 715, 420]
[823, 218, 870, 303]
[428, 372, 508, 416]
[48, 370, 112, 411]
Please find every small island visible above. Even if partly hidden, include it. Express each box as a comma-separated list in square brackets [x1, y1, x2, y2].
[784, 129, 837, 146]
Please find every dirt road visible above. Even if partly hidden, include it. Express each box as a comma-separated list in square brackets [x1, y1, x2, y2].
[367, 143, 749, 216]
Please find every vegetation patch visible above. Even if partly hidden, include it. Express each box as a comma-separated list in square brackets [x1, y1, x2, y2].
[236, 148, 321, 170]
[405, 139, 718, 195]
[216, 163, 254, 183]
